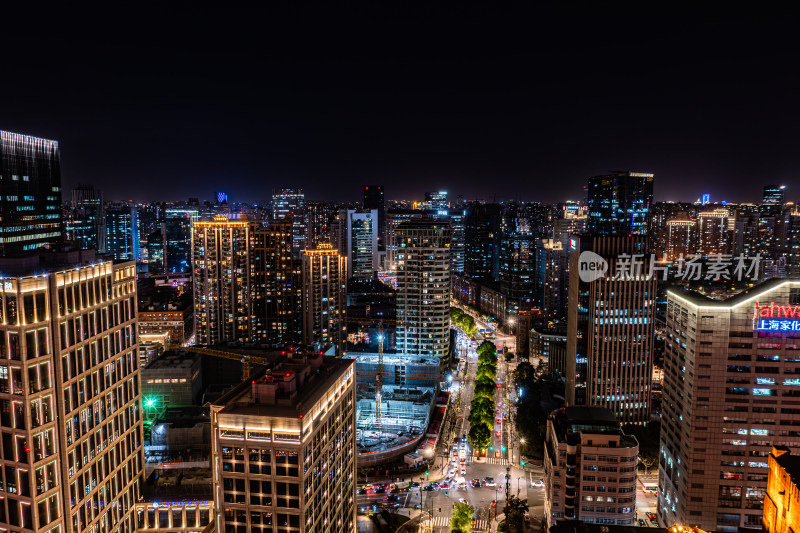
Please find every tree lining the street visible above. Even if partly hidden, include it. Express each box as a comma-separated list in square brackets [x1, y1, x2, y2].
[512, 362, 563, 460]
[450, 307, 477, 336]
[497, 496, 528, 533]
[449, 501, 474, 532]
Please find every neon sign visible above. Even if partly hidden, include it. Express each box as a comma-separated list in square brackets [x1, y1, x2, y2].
[754, 302, 800, 332]
[754, 302, 800, 320]
[757, 319, 800, 332]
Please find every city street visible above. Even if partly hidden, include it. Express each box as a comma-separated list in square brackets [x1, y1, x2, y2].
[357, 323, 541, 531]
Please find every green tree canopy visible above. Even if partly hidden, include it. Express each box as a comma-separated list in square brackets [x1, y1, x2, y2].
[499, 496, 528, 533]
[468, 423, 492, 451]
[476, 363, 497, 380]
[474, 375, 497, 398]
[450, 502, 474, 532]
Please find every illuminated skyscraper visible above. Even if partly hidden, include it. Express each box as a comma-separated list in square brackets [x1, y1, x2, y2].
[536, 238, 565, 316]
[301, 243, 346, 352]
[271, 188, 307, 259]
[395, 220, 453, 359]
[665, 220, 694, 260]
[763, 184, 787, 206]
[697, 207, 732, 256]
[210, 355, 356, 533]
[0, 131, 63, 256]
[192, 215, 269, 344]
[105, 204, 140, 261]
[586, 171, 654, 235]
[424, 191, 448, 210]
[659, 279, 800, 531]
[464, 203, 501, 281]
[67, 184, 105, 252]
[0, 250, 142, 532]
[331, 209, 378, 280]
[566, 235, 655, 424]
[264, 217, 303, 345]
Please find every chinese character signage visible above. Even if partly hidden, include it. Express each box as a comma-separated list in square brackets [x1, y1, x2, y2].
[754, 302, 800, 332]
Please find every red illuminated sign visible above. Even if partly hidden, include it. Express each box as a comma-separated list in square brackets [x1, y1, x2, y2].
[753, 302, 800, 320]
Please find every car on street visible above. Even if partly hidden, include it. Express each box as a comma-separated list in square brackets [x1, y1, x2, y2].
[374, 486, 385, 494]
[483, 477, 496, 487]
[387, 495, 400, 502]
[357, 488, 367, 494]
[423, 484, 436, 491]
[532, 479, 545, 487]
[638, 519, 646, 527]
[458, 498, 468, 504]
[461, 468, 467, 475]
[440, 482, 451, 489]
[458, 482, 468, 490]
[648, 513, 657, 523]
[471, 479, 482, 488]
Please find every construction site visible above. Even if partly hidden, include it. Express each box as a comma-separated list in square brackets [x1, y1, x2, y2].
[346, 352, 443, 465]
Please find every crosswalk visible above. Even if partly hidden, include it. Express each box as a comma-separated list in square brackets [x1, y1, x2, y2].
[485, 457, 508, 465]
[429, 516, 489, 529]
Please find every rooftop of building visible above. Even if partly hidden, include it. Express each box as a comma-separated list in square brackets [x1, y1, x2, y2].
[668, 277, 800, 307]
[0, 246, 121, 277]
[138, 280, 192, 312]
[550, 521, 667, 533]
[212, 354, 353, 419]
[550, 406, 638, 448]
[144, 351, 202, 371]
[772, 445, 800, 488]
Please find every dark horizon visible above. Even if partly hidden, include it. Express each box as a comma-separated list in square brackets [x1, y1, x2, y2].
[2, 5, 798, 205]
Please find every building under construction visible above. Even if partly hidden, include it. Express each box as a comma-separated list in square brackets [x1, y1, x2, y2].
[347, 352, 441, 464]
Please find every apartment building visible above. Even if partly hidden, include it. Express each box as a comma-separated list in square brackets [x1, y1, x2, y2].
[544, 406, 639, 527]
[0, 249, 143, 533]
[210, 354, 356, 533]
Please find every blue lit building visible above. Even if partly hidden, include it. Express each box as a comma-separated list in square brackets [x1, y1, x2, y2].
[0, 130, 63, 255]
[106, 204, 140, 261]
[586, 171, 653, 236]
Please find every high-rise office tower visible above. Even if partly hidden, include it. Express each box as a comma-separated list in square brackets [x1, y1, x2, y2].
[395, 220, 453, 359]
[543, 407, 639, 526]
[210, 355, 356, 533]
[67, 185, 106, 252]
[0, 250, 142, 533]
[331, 209, 378, 280]
[271, 188, 307, 259]
[659, 279, 800, 531]
[536, 238, 566, 316]
[697, 208, 732, 256]
[566, 235, 655, 424]
[424, 191, 448, 210]
[665, 220, 694, 260]
[264, 217, 303, 345]
[586, 171, 654, 235]
[192, 215, 268, 345]
[301, 243, 346, 353]
[763, 184, 787, 206]
[464, 204, 501, 281]
[384, 209, 425, 271]
[499, 207, 538, 311]
[105, 204, 140, 261]
[306, 201, 337, 248]
[363, 186, 386, 250]
[0, 131, 63, 256]
[164, 207, 197, 273]
[785, 210, 800, 277]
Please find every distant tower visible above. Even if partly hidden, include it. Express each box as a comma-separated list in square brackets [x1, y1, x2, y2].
[271, 188, 307, 259]
[302, 243, 347, 353]
[586, 171, 654, 235]
[363, 185, 386, 250]
[0, 130, 63, 255]
[395, 220, 453, 359]
[763, 184, 786, 206]
[192, 215, 268, 344]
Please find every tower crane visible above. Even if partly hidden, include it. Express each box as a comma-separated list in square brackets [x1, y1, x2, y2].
[164, 342, 278, 381]
[344, 317, 411, 432]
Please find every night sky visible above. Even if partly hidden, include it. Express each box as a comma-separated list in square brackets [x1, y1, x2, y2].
[2, 5, 797, 204]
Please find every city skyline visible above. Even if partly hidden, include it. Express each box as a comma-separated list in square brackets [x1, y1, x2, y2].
[2, 6, 798, 204]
